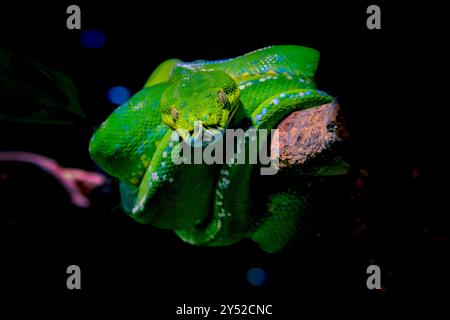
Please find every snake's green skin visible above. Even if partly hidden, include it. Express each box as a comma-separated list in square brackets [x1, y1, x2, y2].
[89, 45, 333, 252]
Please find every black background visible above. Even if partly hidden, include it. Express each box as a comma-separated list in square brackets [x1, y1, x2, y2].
[1, 0, 448, 316]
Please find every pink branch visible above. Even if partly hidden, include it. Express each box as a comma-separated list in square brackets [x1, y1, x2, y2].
[0, 151, 106, 208]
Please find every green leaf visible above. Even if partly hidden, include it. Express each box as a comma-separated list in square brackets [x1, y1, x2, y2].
[0, 48, 85, 125]
[303, 157, 350, 176]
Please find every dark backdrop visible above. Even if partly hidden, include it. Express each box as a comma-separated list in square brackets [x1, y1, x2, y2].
[1, 0, 448, 315]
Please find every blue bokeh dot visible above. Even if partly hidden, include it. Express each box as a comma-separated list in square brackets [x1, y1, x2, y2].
[107, 86, 131, 105]
[80, 30, 106, 49]
[246, 267, 267, 286]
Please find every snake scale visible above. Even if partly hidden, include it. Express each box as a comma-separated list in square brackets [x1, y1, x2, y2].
[89, 45, 333, 252]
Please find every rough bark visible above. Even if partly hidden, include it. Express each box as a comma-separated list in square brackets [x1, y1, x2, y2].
[272, 100, 348, 170]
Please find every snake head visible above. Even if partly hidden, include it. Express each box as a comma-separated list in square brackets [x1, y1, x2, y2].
[160, 69, 240, 144]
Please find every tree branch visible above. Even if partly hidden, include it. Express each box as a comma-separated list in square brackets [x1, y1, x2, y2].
[272, 100, 348, 172]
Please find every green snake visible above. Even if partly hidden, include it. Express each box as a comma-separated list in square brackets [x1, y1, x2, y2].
[89, 45, 333, 252]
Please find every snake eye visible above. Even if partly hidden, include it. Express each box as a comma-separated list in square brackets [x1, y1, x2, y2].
[218, 91, 228, 105]
[171, 108, 179, 121]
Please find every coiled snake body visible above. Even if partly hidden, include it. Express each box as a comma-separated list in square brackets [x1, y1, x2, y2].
[89, 45, 333, 252]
